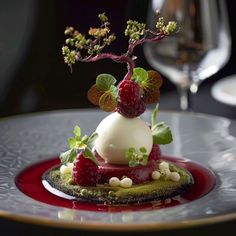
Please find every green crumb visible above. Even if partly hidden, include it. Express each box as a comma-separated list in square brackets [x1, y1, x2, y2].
[42, 162, 194, 204]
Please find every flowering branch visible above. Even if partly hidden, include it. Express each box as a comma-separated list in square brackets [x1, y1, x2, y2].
[62, 12, 177, 78]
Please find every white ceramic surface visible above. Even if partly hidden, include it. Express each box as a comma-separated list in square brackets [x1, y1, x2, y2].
[211, 75, 236, 106]
[0, 110, 236, 231]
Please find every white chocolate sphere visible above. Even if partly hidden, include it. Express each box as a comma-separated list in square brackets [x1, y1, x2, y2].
[95, 112, 153, 165]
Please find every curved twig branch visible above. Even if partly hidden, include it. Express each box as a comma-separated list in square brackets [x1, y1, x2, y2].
[77, 53, 135, 79]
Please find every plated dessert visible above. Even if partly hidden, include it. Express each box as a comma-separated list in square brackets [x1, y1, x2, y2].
[43, 12, 194, 204]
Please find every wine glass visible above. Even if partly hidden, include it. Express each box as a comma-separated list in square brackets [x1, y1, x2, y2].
[144, 0, 231, 111]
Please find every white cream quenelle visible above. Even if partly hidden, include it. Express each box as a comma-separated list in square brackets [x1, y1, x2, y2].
[94, 112, 153, 165]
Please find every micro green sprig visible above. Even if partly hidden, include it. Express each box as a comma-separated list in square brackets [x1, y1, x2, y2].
[126, 147, 149, 167]
[62, 12, 116, 71]
[59, 125, 98, 165]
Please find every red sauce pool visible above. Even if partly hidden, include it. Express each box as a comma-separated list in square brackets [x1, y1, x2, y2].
[15, 156, 216, 212]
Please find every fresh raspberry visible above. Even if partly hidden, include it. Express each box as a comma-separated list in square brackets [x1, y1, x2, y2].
[73, 152, 99, 186]
[118, 80, 141, 105]
[116, 99, 146, 118]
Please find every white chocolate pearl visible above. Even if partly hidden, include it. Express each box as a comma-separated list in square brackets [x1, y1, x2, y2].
[120, 177, 133, 188]
[170, 172, 180, 182]
[159, 161, 169, 171]
[152, 171, 161, 180]
[109, 177, 120, 187]
[60, 163, 73, 175]
[164, 169, 172, 179]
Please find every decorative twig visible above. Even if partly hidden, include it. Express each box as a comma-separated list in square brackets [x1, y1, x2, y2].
[62, 12, 177, 78]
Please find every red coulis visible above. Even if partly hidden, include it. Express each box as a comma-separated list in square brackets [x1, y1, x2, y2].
[15, 155, 216, 212]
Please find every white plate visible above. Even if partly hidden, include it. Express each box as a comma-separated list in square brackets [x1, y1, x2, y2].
[211, 75, 236, 106]
[0, 110, 236, 232]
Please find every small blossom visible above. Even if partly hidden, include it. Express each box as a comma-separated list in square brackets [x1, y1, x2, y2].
[64, 26, 74, 35]
[98, 13, 108, 22]
[88, 27, 109, 37]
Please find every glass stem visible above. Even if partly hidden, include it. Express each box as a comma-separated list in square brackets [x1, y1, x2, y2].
[178, 82, 199, 111]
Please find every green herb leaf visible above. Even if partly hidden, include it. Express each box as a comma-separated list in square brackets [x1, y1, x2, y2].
[151, 103, 159, 128]
[141, 154, 148, 166]
[128, 147, 136, 153]
[139, 147, 147, 153]
[96, 74, 116, 91]
[109, 85, 118, 98]
[73, 125, 81, 139]
[129, 160, 137, 167]
[98, 13, 108, 22]
[152, 122, 173, 145]
[131, 67, 148, 84]
[99, 91, 117, 112]
[81, 135, 89, 143]
[83, 147, 99, 165]
[87, 132, 98, 149]
[68, 137, 76, 149]
[59, 148, 78, 164]
[125, 147, 148, 167]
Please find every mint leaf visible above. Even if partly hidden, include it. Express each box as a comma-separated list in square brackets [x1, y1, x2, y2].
[68, 137, 76, 149]
[83, 147, 99, 165]
[151, 104, 159, 128]
[152, 122, 173, 145]
[59, 148, 77, 164]
[96, 74, 116, 91]
[131, 67, 148, 84]
[73, 125, 81, 139]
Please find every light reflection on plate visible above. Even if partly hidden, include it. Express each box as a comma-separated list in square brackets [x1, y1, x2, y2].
[0, 110, 236, 231]
[211, 75, 236, 106]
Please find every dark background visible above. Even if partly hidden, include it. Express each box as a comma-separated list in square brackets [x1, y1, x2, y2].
[0, 0, 236, 119]
[0, 1, 236, 235]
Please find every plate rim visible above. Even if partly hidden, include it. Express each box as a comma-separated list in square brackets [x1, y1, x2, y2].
[0, 209, 236, 232]
[211, 75, 236, 106]
[0, 109, 236, 231]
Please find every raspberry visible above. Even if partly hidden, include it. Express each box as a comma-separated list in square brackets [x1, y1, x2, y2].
[118, 80, 141, 105]
[73, 152, 99, 186]
[116, 99, 146, 118]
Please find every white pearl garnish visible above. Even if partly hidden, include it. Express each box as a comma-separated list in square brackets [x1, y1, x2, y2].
[170, 172, 180, 182]
[109, 177, 121, 187]
[120, 177, 133, 188]
[152, 171, 161, 180]
[60, 163, 73, 175]
[159, 161, 169, 170]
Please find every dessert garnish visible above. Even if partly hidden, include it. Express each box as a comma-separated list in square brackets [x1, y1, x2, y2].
[43, 12, 193, 204]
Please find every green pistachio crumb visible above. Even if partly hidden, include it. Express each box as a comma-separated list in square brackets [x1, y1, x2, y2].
[108, 191, 116, 197]
[80, 189, 89, 196]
